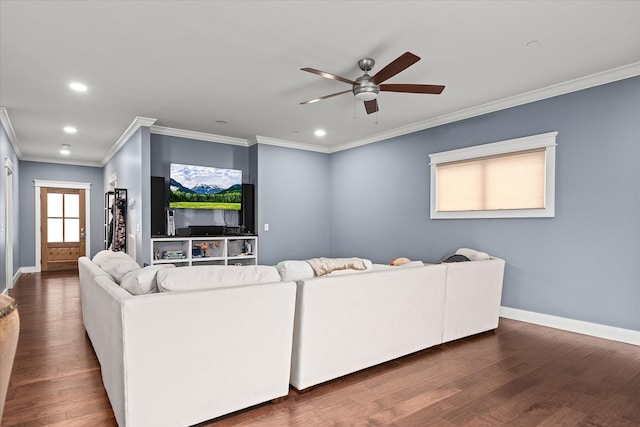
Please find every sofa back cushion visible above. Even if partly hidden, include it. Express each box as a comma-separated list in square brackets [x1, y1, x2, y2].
[101, 259, 142, 284]
[156, 265, 281, 292]
[92, 249, 136, 267]
[276, 260, 315, 282]
[121, 264, 176, 295]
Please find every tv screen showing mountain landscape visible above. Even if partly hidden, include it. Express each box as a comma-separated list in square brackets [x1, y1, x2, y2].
[169, 163, 242, 210]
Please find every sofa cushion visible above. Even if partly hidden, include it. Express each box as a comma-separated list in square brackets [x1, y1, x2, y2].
[156, 265, 281, 292]
[276, 260, 315, 282]
[92, 249, 135, 267]
[101, 259, 142, 284]
[120, 264, 176, 295]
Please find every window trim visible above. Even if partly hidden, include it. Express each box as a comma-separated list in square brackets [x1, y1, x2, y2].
[429, 131, 557, 219]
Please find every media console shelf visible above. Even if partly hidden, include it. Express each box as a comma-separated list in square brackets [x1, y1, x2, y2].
[150, 236, 258, 267]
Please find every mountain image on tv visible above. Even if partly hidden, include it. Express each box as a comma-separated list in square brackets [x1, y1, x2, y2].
[169, 163, 242, 210]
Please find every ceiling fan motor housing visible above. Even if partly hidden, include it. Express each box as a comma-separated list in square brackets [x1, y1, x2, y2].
[353, 74, 379, 101]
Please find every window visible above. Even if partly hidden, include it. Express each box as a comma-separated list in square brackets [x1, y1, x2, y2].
[46, 191, 81, 242]
[429, 132, 557, 219]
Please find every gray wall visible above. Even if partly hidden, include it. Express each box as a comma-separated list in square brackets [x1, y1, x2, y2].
[149, 133, 250, 229]
[0, 124, 20, 293]
[17, 161, 104, 267]
[256, 144, 330, 265]
[103, 127, 151, 265]
[329, 76, 640, 331]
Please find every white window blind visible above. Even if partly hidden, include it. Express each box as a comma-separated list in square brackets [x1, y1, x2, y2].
[437, 148, 546, 212]
[429, 132, 557, 219]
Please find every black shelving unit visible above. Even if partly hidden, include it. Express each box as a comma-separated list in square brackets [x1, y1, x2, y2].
[104, 188, 127, 251]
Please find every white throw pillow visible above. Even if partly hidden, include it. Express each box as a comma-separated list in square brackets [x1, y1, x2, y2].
[396, 260, 426, 269]
[276, 260, 315, 282]
[120, 264, 176, 295]
[156, 265, 281, 292]
[101, 259, 141, 284]
[92, 250, 134, 267]
[455, 248, 491, 261]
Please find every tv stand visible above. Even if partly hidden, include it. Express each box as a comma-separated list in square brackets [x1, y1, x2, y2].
[150, 235, 258, 267]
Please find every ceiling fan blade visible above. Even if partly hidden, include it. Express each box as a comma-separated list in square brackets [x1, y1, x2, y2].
[364, 99, 379, 115]
[301, 68, 355, 85]
[371, 52, 420, 84]
[300, 89, 352, 105]
[380, 83, 445, 94]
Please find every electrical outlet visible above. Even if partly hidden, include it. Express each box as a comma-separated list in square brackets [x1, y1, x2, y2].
[264, 223, 269, 231]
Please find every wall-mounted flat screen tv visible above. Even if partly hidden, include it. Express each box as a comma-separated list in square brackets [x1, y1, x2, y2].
[169, 163, 242, 210]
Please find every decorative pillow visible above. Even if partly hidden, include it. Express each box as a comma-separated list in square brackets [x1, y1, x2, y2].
[373, 260, 425, 271]
[455, 248, 491, 261]
[92, 250, 134, 267]
[276, 260, 315, 282]
[396, 260, 425, 269]
[120, 264, 176, 295]
[156, 265, 281, 292]
[441, 254, 470, 263]
[101, 259, 141, 284]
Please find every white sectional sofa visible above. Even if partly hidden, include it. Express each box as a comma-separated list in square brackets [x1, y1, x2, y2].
[78, 254, 296, 427]
[79, 250, 504, 424]
[279, 257, 505, 391]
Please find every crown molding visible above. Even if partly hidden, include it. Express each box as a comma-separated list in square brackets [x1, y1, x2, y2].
[252, 135, 330, 153]
[0, 107, 22, 159]
[83, 62, 640, 164]
[101, 116, 157, 166]
[328, 62, 640, 153]
[150, 125, 248, 146]
[19, 155, 102, 167]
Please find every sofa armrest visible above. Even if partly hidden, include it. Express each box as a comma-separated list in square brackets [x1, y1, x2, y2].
[442, 257, 506, 342]
[119, 281, 296, 427]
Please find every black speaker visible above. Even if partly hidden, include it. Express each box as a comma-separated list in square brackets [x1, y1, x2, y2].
[189, 225, 225, 236]
[151, 176, 166, 236]
[240, 183, 255, 234]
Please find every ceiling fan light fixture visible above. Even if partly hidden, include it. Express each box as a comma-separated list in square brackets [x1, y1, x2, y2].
[353, 74, 379, 101]
[353, 88, 378, 101]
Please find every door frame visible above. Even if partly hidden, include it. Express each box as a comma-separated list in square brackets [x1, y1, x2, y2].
[5, 157, 14, 289]
[34, 180, 91, 273]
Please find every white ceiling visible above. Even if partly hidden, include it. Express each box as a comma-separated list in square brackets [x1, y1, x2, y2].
[1, 1, 639, 166]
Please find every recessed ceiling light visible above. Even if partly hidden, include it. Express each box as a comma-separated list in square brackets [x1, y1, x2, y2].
[64, 126, 77, 134]
[526, 40, 541, 48]
[60, 144, 71, 155]
[215, 120, 229, 124]
[314, 129, 326, 137]
[69, 82, 87, 92]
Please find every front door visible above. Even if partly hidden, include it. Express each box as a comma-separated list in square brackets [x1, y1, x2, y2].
[41, 188, 86, 271]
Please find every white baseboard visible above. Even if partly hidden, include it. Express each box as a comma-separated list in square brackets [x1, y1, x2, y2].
[500, 306, 640, 347]
[20, 266, 40, 274]
[12, 268, 22, 286]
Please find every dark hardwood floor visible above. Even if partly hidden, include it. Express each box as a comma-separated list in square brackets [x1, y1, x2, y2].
[4, 270, 640, 426]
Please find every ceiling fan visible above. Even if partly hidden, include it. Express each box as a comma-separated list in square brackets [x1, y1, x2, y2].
[300, 52, 445, 114]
